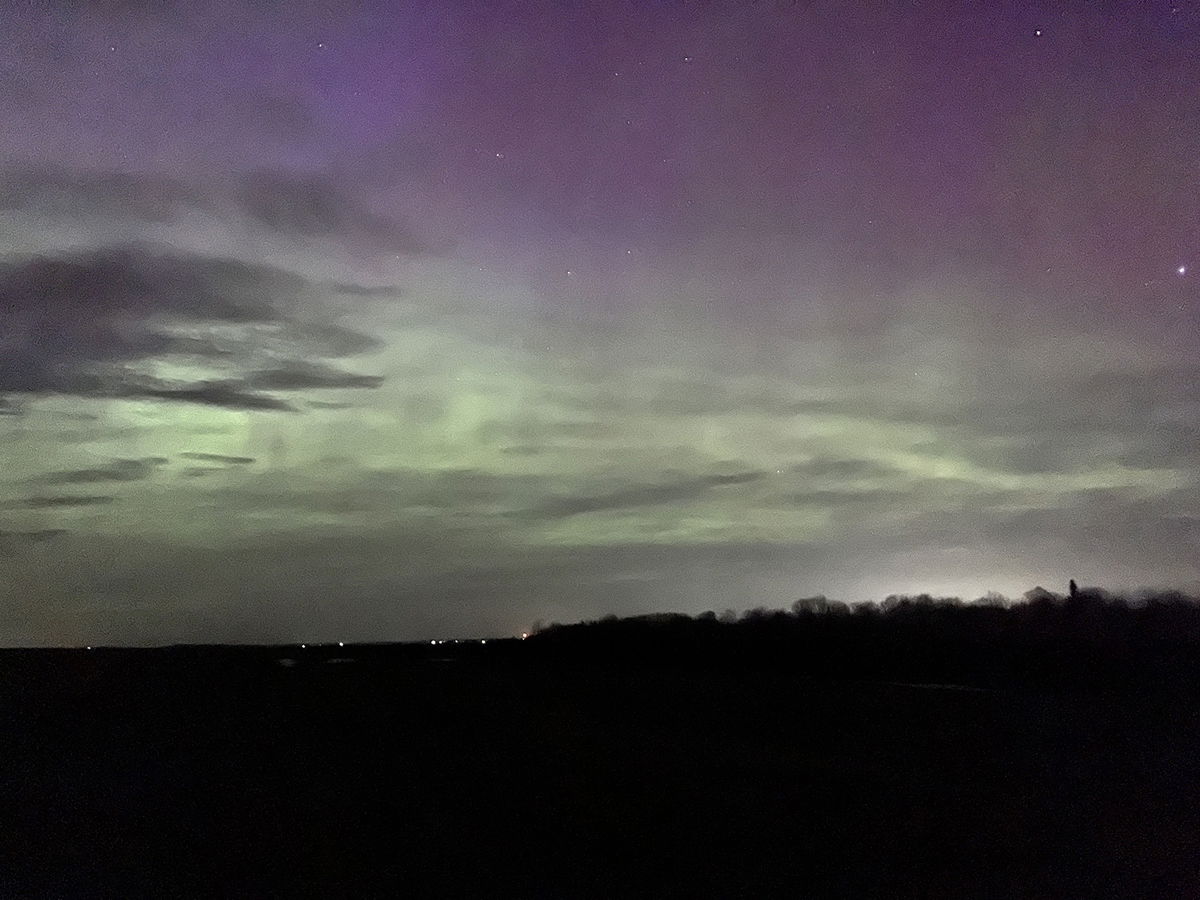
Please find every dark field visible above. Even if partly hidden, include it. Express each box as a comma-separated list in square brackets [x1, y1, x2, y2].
[2, 644, 1199, 898]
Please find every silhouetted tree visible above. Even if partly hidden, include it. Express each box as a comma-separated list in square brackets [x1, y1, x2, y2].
[792, 595, 830, 616]
[524, 587, 1200, 691]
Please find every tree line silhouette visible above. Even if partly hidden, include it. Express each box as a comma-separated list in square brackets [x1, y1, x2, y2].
[525, 585, 1200, 691]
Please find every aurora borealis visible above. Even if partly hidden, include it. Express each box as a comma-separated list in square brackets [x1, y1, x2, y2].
[1, 1, 1198, 644]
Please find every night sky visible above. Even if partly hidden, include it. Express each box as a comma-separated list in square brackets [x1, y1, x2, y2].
[1, 1, 1198, 645]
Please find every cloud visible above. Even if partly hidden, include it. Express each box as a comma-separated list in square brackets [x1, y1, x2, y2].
[0, 166, 431, 255]
[0, 529, 67, 541]
[0, 165, 200, 222]
[180, 452, 256, 465]
[0, 243, 386, 411]
[12, 495, 116, 508]
[790, 457, 902, 480]
[134, 380, 297, 411]
[37, 457, 168, 485]
[0, 528, 68, 555]
[305, 400, 354, 410]
[240, 361, 384, 391]
[518, 470, 767, 520]
[235, 171, 429, 253]
[0, 244, 289, 370]
[780, 488, 914, 507]
[286, 322, 388, 357]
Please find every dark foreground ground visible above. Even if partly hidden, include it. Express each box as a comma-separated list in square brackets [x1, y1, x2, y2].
[2, 643, 1199, 898]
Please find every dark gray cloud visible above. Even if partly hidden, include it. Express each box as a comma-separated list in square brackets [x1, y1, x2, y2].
[518, 470, 767, 520]
[0, 528, 68, 555]
[780, 488, 914, 508]
[0, 166, 430, 255]
[180, 452, 256, 465]
[37, 457, 168, 485]
[241, 361, 384, 391]
[0, 528, 67, 541]
[136, 380, 297, 411]
[305, 400, 355, 410]
[0, 166, 200, 222]
[16, 371, 298, 412]
[790, 457, 901, 480]
[0, 244, 294, 322]
[0, 243, 387, 410]
[200, 467, 549, 519]
[287, 322, 388, 357]
[13, 495, 116, 508]
[236, 171, 429, 253]
[0, 245, 290, 395]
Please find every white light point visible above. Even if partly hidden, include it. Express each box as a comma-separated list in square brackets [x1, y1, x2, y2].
[1178, 265, 1187, 276]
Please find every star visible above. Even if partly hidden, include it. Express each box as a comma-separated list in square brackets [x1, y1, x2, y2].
[1179, 265, 1188, 276]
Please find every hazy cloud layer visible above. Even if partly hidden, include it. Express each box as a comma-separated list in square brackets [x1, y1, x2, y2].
[1, 1, 1198, 644]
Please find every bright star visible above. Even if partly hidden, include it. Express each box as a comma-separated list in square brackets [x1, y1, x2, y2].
[1179, 266, 1188, 276]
